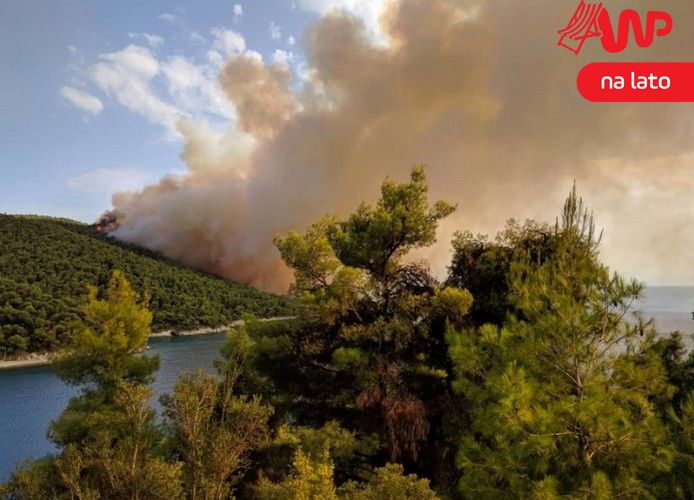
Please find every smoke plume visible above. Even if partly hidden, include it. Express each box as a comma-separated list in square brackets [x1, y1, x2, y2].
[109, 0, 694, 292]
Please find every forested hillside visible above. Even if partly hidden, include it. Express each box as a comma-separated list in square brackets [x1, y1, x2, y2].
[0, 215, 293, 353]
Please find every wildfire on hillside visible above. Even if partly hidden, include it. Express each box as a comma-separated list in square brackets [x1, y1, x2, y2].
[93, 212, 118, 234]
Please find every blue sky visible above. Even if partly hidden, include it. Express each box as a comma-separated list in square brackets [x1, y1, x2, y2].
[0, 0, 378, 221]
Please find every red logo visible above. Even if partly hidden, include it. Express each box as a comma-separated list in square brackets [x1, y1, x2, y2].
[558, 1, 672, 55]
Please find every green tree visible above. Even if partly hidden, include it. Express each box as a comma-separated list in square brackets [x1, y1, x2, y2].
[6, 334, 28, 353]
[447, 187, 678, 498]
[232, 167, 469, 495]
[339, 463, 439, 500]
[647, 333, 694, 498]
[447, 219, 552, 326]
[161, 367, 273, 499]
[49, 270, 159, 446]
[255, 449, 439, 500]
[255, 450, 339, 500]
[4, 271, 183, 499]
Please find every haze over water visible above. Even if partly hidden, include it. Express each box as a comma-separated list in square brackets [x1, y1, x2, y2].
[636, 287, 694, 349]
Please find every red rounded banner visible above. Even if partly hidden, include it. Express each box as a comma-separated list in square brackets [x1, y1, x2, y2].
[577, 62, 694, 102]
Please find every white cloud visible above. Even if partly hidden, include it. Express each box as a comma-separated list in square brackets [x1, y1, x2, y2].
[67, 45, 77, 54]
[211, 28, 246, 56]
[64, 22, 252, 140]
[161, 55, 234, 119]
[158, 12, 178, 22]
[128, 32, 165, 49]
[163, 56, 201, 90]
[269, 21, 282, 41]
[157, 9, 186, 24]
[296, 0, 390, 39]
[60, 86, 104, 115]
[99, 44, 160, 78]
[207, 50, 224, 67]
[91, 45, 181, 134]
[86, 40, 238, 138]
[143, 33, 164, 48]
[207, 28, 252, 69]
[233, 4, 243, 22]
[244, 49, 263, 62]
[272, 50, 294, 66]
[68, 167, 153, 194]
[287, 35, 296, 46]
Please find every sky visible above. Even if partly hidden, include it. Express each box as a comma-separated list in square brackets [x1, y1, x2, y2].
[0, 0, 363, 220]
[1, 0, 693, 288]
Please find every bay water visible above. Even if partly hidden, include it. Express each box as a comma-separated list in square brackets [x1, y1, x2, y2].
[0, 333, 227, 481]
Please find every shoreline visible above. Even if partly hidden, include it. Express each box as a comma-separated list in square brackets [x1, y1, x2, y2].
[0, 316, 294, 371]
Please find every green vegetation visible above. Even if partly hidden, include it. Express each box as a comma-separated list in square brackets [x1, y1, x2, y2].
[3, 272, 182, 499]
[0, 215, 294, 354]
[448, 189, 686, 497]
[239, 167, 471, 496]
[2, 170, 692, 498]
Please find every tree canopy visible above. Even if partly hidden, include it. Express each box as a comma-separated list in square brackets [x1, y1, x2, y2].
[447, 186, 693, 498]
[0, 215, 294, 354]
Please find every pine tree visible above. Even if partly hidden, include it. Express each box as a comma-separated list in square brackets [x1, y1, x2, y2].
[230, 167, 470, 494]
[448, 187, 678, 498]
[4, 271, 184, 499]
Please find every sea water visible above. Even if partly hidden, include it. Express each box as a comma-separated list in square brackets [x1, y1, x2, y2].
[0, 333, 227, 481]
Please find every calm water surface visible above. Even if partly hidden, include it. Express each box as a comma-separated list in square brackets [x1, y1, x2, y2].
[0, 333, 226, 481]
[1, 287, 693, 481]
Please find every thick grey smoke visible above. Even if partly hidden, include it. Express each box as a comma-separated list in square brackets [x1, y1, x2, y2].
[110, 0, 694, 292]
